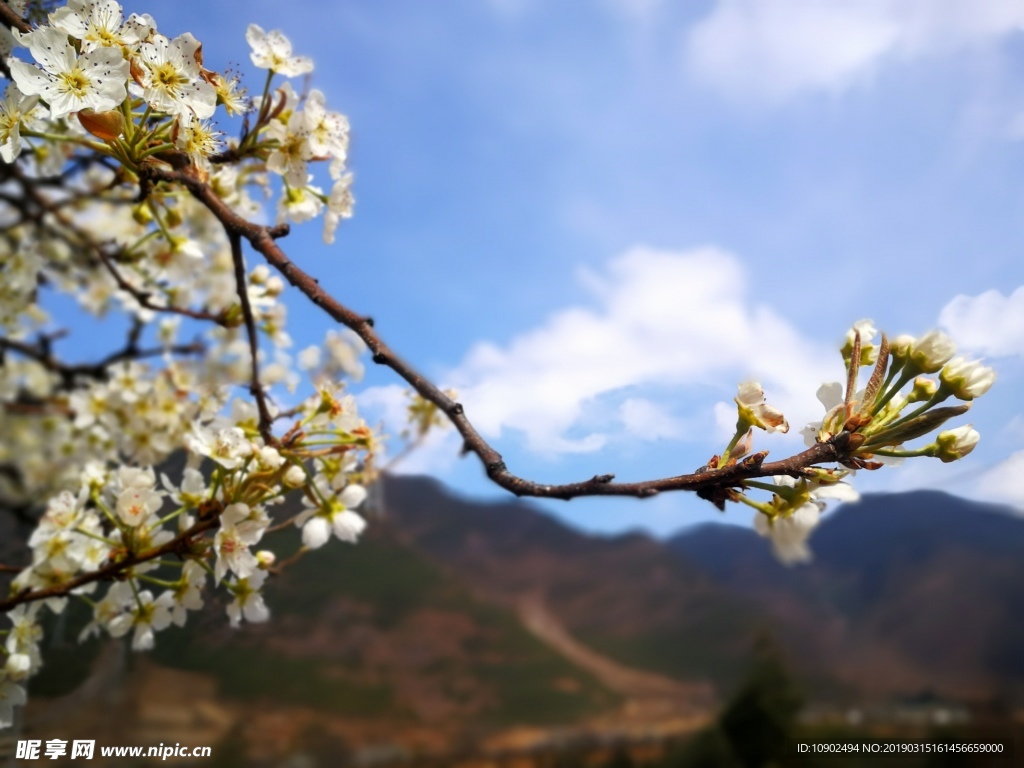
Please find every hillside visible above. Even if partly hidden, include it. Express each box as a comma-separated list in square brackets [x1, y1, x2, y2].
[668, 490, 1024, 701]
[19, 476, 1024, 763]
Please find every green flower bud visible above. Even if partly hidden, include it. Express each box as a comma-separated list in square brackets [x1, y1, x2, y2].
[939, 357, 996, 400]
[933, 424, 980, 463]
[909, 330, 956, 374]
[907, 376, 938, 404]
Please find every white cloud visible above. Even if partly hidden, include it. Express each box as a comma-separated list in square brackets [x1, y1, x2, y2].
[685, 0, 1024, 102]
[938, 285, 1024, 357]
[976, 450, 1024, 510]
[445, 245, 838, 456]
[619, 397, 688, 440]
[1010, 112, 1024, 141]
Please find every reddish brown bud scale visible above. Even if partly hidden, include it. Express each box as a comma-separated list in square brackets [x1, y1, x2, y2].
[77, 109, 124, 141]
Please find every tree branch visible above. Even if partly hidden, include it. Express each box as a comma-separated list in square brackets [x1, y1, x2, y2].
[0, 1, 31, 35]
[0, 333, 205, 387]
[0, 517, 218, 613]
[145, 166, 856, 501]
[9, 165, 230, 326]
[227, 230, 275, 445]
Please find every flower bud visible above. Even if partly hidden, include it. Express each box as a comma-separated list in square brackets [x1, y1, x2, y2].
[889, 334, 915, 362]
[265, 276, 285, 297]
[256, 445, 284, 470]
[909, 331, 956, 373]
[907, 376, 938, 404]
[283, 464, 306, 488]
[841, 319, 878, 366]
[132, 202, 154, 226]
[222, 304, 244, 327]
[5, 653, 31, 681]
[250, 265, 270, 284]
[933, 424, 980, 463]
[939, 357, 996, 400]
[164, 206, 184, 228]
[255, 550, 276, 569]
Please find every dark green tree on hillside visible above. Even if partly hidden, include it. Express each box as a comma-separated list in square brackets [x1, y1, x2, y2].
[719, 632, 804, 768]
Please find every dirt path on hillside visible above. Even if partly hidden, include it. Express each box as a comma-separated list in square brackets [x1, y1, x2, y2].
[517, 596, 714, 726]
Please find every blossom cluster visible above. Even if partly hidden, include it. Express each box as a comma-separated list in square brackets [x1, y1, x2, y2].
[2, 0, 352, 243]
[1, 380, 377, 727]
[716, 321, 994, 564]
[0, 0, 377, 727]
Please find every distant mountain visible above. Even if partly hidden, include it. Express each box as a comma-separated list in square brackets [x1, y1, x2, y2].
[146, 522, 618, 732]
[23, 476, 1024, 763]
[379, 474, 767, 687]
[668, 491, 1024, 702]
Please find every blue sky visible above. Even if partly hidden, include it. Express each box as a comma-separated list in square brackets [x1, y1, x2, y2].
[113, 0, 1024, 537]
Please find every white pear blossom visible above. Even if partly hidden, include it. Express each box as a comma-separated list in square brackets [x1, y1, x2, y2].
[79, 582, 133, 643]
[0, 674, 26, 729]
[266, 109, 312, 186]
[0, 84, 40, 162]
[213, 503, 267, 583]
[8, 25, 129, 119]
[755, 476, 859, 565]
[210, 72, 248, 116]
[245, 24, 313, 77]
[304, 89, 348, 158]
[297, 346, 321, 371]
[115, 484, 163, 527]
[755, 503, 820, 565]
[842, 318, 878, 363]
[226, 569, 270, 627]
[889, 334, 915, 362]
[49, 0, 154, 53]
[277, 182, 324, 224]
[175, 113, 222, 169]
[107, 590, 174, 651]
[135, 32, 216, 119]
[255, 550, 276, 569]
[186, 425, 252, 470]
[735, 381, 788, 433]
[31, 490, 85, 540]
[5, 605, 42, 673]
[161, 467, 207, 511]
[801, 381, 845, 448]
[255, 445, 284, 470]
[109, 361, 151, 403]
[321, 328, 365, 381]
[294, 483, 367, 549]
[323, 173, 354, 245]
[168, 561, 206, 626]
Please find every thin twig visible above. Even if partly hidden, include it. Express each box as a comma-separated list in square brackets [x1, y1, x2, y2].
[228, 230, 275, 445]
[0, 334, 205, 386]
[11, 166, 228, 326]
